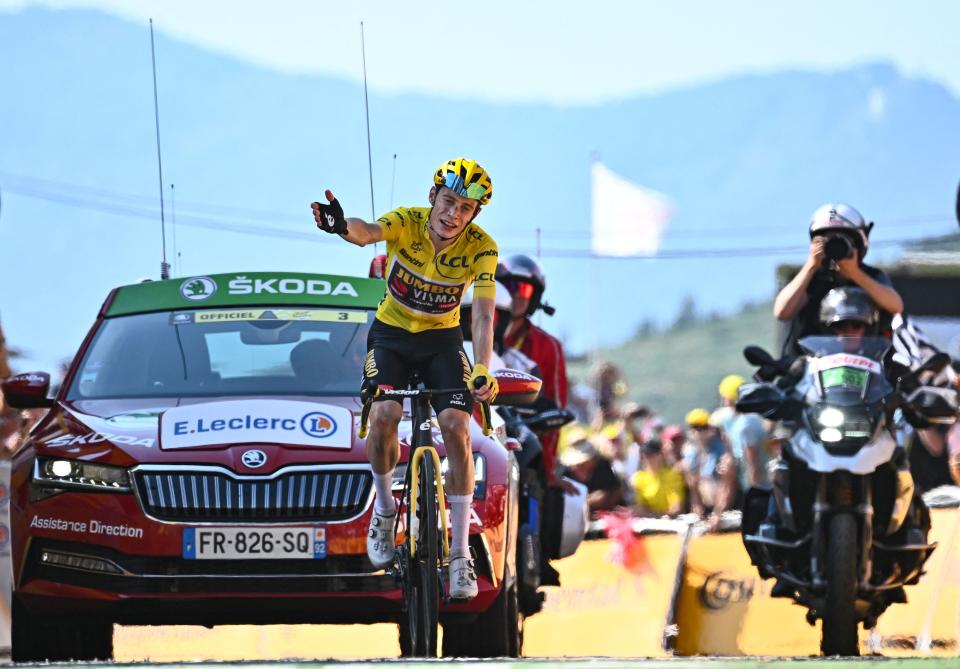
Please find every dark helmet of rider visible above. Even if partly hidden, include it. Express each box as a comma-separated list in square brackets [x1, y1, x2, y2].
[819, 286, 879, 337]
[809, 202, 873, 261]
[460, 279, 514, 350]
[496, 254, 546, 317]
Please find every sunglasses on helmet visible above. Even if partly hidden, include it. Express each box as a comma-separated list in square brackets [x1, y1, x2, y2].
[503, 279, 535, 300]
[828, 320, 868, 334]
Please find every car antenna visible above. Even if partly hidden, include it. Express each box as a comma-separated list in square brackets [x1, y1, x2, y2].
[149, 18, 170, 280]
[170, 183, 177, 277]
[389, 153, 397, 210]
[360, 21, 378, 256]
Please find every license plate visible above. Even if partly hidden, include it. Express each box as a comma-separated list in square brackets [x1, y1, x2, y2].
[183, 527, 326, 559]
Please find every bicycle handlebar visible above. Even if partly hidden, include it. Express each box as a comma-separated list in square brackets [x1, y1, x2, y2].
[357, 384, 493, 438]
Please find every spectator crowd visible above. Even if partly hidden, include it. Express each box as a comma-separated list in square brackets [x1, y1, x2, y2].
[559, 363, 784, 530]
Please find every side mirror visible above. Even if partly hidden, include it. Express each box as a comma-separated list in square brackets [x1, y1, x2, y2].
[491, 368, 542, 407]
[905, 386, 959, 424]
[2, 372, 54, 409]
[524, 408, 576, 432]
[735, 382, 786, 418]
[744, 345, 776, 368]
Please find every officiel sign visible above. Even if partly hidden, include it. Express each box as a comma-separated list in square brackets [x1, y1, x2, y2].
[159, 400, 352, 450]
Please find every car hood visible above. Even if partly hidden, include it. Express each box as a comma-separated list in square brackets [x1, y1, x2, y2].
[30, 395, 502, 475]
[30, 396, 370, 473]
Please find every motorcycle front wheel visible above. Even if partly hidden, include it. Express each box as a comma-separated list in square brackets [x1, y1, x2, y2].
[821, 513, 859, 656]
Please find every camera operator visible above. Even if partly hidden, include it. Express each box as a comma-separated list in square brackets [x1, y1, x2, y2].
[774, 203, 903, 356]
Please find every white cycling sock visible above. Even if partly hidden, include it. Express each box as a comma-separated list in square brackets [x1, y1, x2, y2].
[373, 471, 396, 515]
[447, 494, 472, 559]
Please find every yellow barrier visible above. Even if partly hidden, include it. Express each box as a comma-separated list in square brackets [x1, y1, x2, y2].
[524, 533, 682, 657]
[673, 507, 960, 656]
[114, 534, 683, 660]
[108, 504, 960, 659]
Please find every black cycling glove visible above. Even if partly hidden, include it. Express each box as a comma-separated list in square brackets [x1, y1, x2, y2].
[313, 196, 348, 235]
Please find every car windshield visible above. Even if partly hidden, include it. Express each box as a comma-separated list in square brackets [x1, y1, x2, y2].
[66, 307, 371, 399]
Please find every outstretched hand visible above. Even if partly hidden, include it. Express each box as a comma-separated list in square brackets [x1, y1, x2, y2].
[311, 190, 347, 234]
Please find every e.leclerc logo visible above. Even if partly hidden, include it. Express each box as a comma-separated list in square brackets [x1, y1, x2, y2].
[180, 276, 218, 301]
[300, 412, 337, 438]
[171, 410, 338, 441]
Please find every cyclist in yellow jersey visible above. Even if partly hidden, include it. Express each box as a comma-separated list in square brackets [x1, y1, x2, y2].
[311, 158, 498, 600]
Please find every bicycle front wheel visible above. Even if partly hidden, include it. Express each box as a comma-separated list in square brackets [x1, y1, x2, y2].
[400, 454, 440, 657]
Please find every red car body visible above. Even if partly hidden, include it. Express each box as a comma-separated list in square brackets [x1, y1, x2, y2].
[7, 271, 520, 658]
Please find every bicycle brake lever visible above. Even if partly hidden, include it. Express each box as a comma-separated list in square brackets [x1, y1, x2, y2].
[479, 401, 493, 437]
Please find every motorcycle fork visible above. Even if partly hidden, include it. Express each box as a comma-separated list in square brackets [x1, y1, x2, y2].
[810, 473, 872, 593]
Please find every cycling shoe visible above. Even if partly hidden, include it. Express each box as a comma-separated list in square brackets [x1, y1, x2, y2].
[367, 507, 396, 569]
[448, 555, 479, 600]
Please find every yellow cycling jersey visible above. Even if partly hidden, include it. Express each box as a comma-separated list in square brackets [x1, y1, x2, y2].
[374, 206, 498, 333]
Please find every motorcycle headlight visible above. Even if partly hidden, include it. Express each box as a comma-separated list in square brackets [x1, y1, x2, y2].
[810, 405, 877, 453]
[34, 458, 131, 492]
[392, 453, 486, 498]
[817, 407, 845, 428]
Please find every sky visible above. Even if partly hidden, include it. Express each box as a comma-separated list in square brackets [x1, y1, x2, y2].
[2, 0, 960, 104]
[2, 0, 960, 373]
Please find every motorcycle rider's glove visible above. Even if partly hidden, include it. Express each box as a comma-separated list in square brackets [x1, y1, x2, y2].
[312, 190, 348, 235]
[469, 363, 499, 403]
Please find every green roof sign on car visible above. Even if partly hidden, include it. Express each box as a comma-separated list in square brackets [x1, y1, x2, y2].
[106, 271, 385, 316]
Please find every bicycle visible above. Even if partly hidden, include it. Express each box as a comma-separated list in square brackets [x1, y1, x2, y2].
[358, 374, 492, 658]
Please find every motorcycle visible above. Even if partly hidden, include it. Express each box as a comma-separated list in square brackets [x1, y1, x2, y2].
[737, 335, 958, 656]
[498, 401, 586, 617]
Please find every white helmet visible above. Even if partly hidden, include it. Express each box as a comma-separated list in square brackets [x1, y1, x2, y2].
[809, 202, 872, 258]
[460, 279, 513, 344]
[461, 279, 512, 313]
[557, 477, 588, 558]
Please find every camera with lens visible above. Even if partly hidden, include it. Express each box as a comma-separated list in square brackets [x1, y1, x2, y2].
[822, 233, 854, 261]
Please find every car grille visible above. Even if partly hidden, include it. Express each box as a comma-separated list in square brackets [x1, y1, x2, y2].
[133, 467, 372, 523]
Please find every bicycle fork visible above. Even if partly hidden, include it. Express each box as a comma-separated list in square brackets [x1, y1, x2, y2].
[408, 446, 451, 560]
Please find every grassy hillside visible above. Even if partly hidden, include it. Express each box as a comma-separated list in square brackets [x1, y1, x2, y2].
[568, 302, 777, 424]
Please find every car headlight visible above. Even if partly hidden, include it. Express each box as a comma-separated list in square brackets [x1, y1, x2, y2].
[392, 453, 486, 498]
[34, 458, 131, 492]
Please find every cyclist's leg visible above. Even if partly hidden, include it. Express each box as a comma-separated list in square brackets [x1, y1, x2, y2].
[363, 348, 409, 497]
[363, 323, 412, 565]
[422, 343, 479, 599]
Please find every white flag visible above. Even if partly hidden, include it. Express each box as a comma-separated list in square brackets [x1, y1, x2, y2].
[591, 162, 672, 256]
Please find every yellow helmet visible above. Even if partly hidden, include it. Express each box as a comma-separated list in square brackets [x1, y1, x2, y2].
[434, 157, 493, 206]
[685, 408, 711, 427]
[718, 374, 746, 402]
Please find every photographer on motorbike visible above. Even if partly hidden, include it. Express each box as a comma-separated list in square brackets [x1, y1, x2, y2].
[774, 203, 903, 356]
[753, 285, 934, 619]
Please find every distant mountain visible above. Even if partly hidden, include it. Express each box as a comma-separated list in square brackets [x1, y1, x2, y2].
[1, 7, 959, 370]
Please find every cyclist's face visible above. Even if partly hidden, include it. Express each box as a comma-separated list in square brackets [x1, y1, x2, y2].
[428, 187, 479, 239]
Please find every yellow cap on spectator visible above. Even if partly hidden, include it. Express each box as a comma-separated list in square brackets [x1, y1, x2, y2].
[685, 408, 711, 427]
[718, 374, 746, 401]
